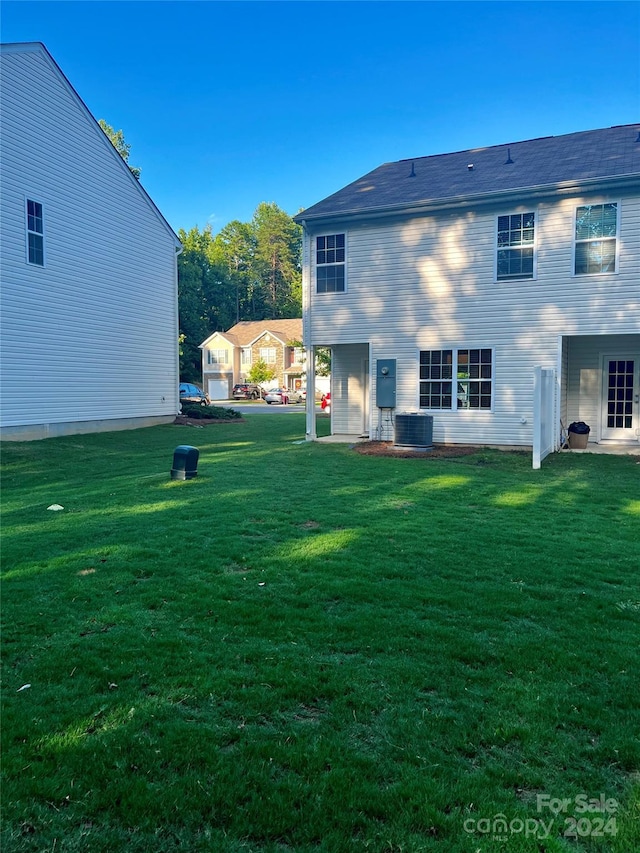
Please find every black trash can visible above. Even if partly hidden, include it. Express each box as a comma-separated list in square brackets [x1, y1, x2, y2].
[568, 421, 590, 450]
[171, 445, 199, 480]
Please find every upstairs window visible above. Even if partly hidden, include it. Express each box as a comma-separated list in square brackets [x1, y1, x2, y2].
[259, 347, 277, 364]
[497, 213, 535, 280]
[27, 199, 44, 266]
[241, 348, 251, 366]
[420, 348, 493, 410]
[316, 233, 345, 293]
[207, 348, 228, 365]
[575, 203, 618, 274]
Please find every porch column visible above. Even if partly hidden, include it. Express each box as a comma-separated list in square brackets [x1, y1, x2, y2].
[305, 345, 317, 441]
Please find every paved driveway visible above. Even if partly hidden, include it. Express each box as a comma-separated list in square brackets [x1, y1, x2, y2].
[213, 401, 307, 415]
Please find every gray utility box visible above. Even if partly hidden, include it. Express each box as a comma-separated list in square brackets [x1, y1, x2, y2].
[376, 359, 397, 408]
[171, 445, 199, 480]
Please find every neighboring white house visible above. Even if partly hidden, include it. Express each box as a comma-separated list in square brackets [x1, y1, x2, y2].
[296, 126, 640, 460]
[0, 42, 182, 440]
[200, 319, 304, 399]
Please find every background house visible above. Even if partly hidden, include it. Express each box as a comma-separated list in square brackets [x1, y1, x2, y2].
[0, 43, 182, 440]
[296, 126, 640, 461]
[200, 319, 304, 399]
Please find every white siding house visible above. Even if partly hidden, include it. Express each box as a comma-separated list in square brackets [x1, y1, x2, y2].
[0, 42, 182, 440]
[296, 127, 640, 459]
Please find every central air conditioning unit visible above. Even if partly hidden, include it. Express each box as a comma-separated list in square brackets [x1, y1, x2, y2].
[394, 413, 434, 450]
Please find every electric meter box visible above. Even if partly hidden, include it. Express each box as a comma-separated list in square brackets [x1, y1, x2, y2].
[376, 359, 397, 408]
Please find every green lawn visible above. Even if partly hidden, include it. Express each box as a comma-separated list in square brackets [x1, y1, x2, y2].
[2, 416, 639, 852]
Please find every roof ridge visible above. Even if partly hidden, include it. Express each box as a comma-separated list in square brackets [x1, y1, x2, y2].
[395, 125, 639, 166]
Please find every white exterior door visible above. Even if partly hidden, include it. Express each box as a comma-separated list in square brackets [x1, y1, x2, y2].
[601, 355, 640, 441]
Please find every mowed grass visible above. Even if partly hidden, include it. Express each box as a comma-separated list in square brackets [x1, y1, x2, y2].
[2, 415, 639, 853]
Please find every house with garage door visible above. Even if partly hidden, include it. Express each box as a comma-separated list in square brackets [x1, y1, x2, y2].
[295, 125, 640, 463]
[200, 319, 304, 399]
[0, 42, 182, 440]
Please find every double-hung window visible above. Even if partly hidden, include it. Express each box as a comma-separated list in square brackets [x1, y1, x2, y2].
[316, 233, 345, 293]
[497, 212, 535, 280]
[574, 203, 618, 274]
[420, 348, 493, 410]
[259, 347, 276, 364]
[27, 199, 44, 266]
[208, 348, 228, 365]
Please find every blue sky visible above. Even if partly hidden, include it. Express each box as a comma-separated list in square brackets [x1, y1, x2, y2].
[4, 1, 639, 235]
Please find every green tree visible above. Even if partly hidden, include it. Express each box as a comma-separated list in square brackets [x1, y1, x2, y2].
[177, 226, 218, 379]
[176, 206, 303, 379]
[212, 221, 256, 322]
[252, 202, 302, 318]
[248, 360, 276, 386]
[98, 119, 141, 180]
[290, 341, 331, 378]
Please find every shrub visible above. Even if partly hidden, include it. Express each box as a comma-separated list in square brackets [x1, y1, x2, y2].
[180, 403, 241, 420]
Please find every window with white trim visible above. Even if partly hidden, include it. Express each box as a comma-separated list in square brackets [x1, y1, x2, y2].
[259, 347, 276, 364]
[207, 348, 228, 365]
[27, 199, 44, 266]
[574, 203, 618, 274]
[497, 212, 534, 280]
[420, 348, 493, 410]
[241, 348, 251, 366]
[316, 233, 345, 293]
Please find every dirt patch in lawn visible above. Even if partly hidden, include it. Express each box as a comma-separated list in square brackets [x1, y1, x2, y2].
[352, 441, 482, 459]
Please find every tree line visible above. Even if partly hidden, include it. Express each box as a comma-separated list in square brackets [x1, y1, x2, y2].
[178, 204, 302, 380]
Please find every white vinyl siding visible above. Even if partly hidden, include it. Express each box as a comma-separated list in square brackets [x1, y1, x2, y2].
[1, 45, 181, 435]
[331, 344, 369, 434]
[305, 193, 640, 446]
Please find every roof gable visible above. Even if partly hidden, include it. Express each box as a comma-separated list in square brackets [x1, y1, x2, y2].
[199, 331, 238, 348]
[296, 126, 640, 222]
[249, 329, 288, 347]
[222, 319, 302, 346]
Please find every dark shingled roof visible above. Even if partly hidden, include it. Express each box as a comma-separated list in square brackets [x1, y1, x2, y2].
[296, 126, 640, 222]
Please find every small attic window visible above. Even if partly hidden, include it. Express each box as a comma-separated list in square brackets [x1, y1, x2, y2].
[27, 199, 44, 266]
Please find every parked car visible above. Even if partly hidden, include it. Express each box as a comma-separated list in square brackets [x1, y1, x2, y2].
[301, 388, 325, 401]
[179, 382, 210, 406]
[264, 387, 304, 404]
[232, 383, 263, 400]
[321, 392, 331, 413]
